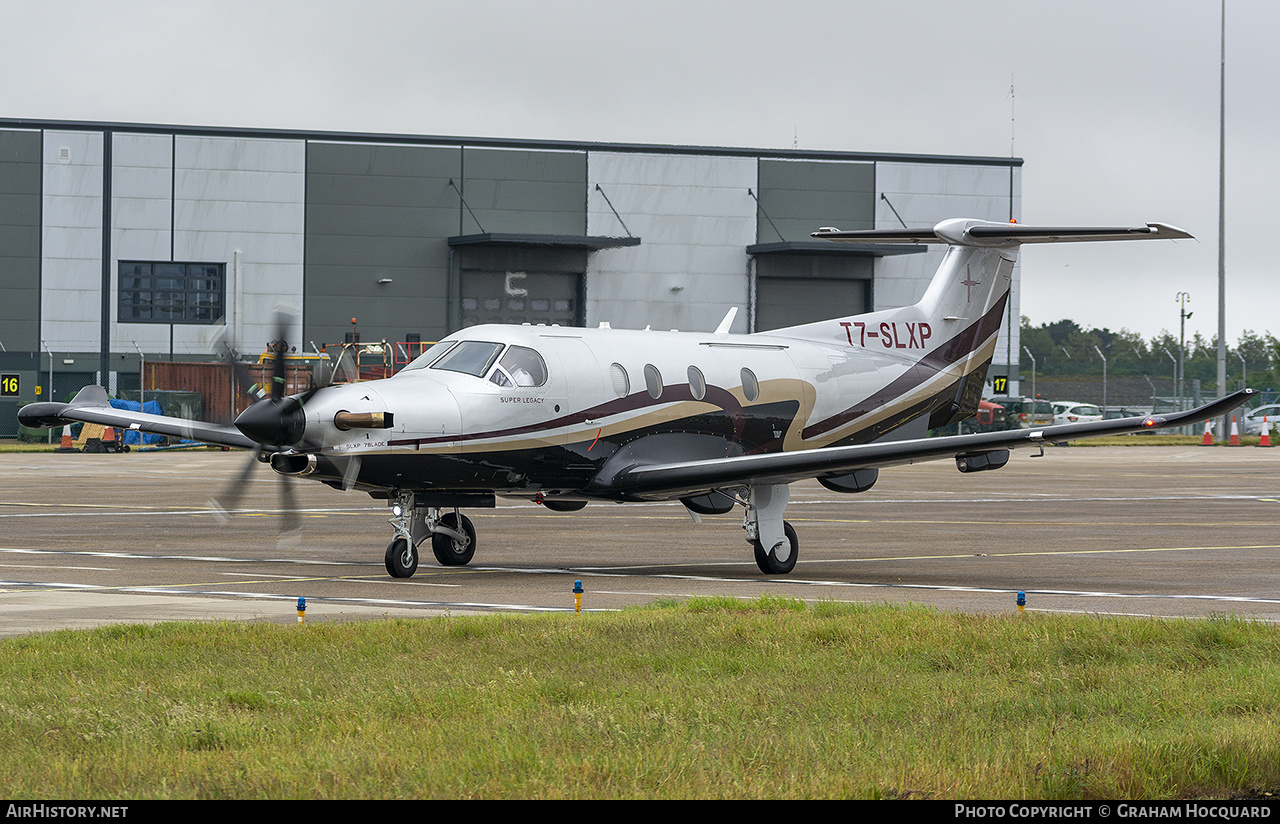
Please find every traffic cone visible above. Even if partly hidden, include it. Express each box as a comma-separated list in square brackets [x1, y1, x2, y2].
[1229, 416, 1240, 446]
[1202, 420, 1214, 446]
[1261, 417, 1272, 448]
[55, 425, 78, 453]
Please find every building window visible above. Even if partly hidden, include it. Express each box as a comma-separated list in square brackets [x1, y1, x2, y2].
[119, 262, 225, 324]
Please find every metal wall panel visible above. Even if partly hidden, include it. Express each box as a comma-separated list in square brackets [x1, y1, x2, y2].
[112, 133, 173, 274]
[0, 130, 41, 352]
[586, 152, 756, 333]
[460, 147, 586, 236]
[755, 159, 875, 242]
[305, 142, 460, 347]
[173, 136, 305, 356]
[41, 130, 103, 353]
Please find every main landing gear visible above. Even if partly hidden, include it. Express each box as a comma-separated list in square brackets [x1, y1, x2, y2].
[380, 483, 802, 579]
[384, 492, 477, 579]
[743, 483, 798, 575]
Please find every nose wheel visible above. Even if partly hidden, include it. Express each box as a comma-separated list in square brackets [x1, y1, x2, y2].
[385, 536, 418, 578]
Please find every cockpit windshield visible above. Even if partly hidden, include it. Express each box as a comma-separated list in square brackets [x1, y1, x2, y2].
[399, 339, 549, 388]
[429, 341, 505, 378]
[400, 340, 457, 372]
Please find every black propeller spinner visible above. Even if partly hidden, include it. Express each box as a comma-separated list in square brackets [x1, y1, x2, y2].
[232, 335, 317, 447]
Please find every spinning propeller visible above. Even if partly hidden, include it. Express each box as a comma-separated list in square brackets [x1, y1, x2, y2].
[210, 312, 321, 543]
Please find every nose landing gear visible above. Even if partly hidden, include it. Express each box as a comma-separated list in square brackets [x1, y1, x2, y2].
[384, 491, 477, 578]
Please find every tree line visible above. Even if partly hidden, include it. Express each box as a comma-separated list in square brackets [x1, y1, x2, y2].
[1019, 317, 1279, 391]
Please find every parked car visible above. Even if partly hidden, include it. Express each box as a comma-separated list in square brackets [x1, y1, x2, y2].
[1103, 408, 1147, 420]
[1051, 401, 1104, 424]
[988, 396, 1054, 429]
[1241, 404, 1280, 436]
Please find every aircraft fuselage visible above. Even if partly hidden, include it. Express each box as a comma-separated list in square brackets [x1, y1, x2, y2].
[287, 281, 1006, 505]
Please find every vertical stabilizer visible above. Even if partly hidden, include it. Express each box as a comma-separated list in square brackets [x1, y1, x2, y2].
[762, 219, 1192, 438]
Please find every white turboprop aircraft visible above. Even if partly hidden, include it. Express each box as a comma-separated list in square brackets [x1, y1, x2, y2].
[20, 218, 1252, 577]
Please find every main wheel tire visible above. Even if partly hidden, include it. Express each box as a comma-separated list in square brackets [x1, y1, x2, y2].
[752, 521, 798, 575]
[431, 512, 476, 566]
[385, 536, 418, 578]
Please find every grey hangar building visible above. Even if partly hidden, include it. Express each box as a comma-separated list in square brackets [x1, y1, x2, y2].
[0, 119, 1023, 435]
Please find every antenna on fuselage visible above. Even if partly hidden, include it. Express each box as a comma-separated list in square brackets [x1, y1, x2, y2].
[715, 307, 738, 335]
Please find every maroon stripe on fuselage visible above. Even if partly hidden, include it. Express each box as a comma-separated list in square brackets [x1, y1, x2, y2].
[389, 383, 747, 449]
[801, 292, 1008, 441]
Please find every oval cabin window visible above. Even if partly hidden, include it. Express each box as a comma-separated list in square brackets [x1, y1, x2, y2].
[610, 363, 630, 398]
[741, 367, 759, 402]
[644, 364, 663, 399]
[687, 366, 706, 401]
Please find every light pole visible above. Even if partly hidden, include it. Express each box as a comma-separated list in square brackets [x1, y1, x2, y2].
[1023, 345, 1036, 402]
[1177, 292, 1192, 412]
[40, 339, 53, 444]
[1094, 345, 1108, 414]
[133, 342, 145, 409]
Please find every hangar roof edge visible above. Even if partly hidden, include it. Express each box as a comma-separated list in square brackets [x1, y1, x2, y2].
[0, 117, 1024, 168]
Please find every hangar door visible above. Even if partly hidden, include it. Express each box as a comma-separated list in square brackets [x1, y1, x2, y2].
[456, 246, 586, 329]
[753, 254, 872, 332]
[460, 270, 581, 328]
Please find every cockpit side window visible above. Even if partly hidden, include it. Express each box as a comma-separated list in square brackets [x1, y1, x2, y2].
[430, 341, 505, 378]
[493, 345, 548, 387]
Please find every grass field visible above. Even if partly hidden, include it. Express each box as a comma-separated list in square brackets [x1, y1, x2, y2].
[1, 598, 1277, 799]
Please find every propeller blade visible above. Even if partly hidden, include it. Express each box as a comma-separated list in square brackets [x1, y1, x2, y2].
[339, 454, 363, 491]
[276, 472, 302, 548]
[211, 310, 308, 543]
[209, 446, 263, 522]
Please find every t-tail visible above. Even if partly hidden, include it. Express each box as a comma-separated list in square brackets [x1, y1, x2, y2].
[775, 218, 1193, 431]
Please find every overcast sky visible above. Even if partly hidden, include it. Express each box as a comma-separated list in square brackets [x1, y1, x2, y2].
[3, 0, 1275, 345]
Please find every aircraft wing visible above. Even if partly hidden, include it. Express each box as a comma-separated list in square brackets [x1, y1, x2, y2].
[18, 385, 258, 450]
[610, 389, 1255, 498]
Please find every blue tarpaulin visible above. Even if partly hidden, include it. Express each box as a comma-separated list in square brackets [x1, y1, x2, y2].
[107, 399, 165, 445]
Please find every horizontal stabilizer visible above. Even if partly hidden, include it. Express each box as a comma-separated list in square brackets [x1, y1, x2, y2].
[813, 219, 1193, 247]
[19, 385, 257, 450]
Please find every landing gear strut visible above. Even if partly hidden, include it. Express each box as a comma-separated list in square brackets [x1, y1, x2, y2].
[743, 483, 798, 575]
[384, 491, 477, 578]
